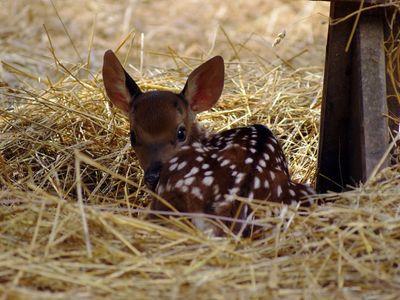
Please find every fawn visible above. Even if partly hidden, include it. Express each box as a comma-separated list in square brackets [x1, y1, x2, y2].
[102, 50, 315, 236]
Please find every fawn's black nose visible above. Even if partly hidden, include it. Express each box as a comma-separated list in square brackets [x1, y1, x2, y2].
[144, 162, 162, 191]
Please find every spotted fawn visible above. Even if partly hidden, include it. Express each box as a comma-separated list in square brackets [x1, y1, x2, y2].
[102, 50, 315, 236]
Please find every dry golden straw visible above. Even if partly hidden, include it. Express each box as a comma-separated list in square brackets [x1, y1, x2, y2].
[1, 0, 399, 298]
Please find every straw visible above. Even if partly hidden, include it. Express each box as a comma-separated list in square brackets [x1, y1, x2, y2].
[1, 0, 399, 298]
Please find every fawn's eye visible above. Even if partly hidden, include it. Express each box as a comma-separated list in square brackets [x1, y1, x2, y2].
[177, 126, 186, 142]
[130, 131, 136, 146]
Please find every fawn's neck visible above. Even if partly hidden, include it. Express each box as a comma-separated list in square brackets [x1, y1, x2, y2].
[188, 122, 213, 145]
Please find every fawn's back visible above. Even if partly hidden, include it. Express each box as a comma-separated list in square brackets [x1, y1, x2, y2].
[154, 124, 314, 236]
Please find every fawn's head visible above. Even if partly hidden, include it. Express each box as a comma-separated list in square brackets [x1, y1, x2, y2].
[102, 50, 224, 189]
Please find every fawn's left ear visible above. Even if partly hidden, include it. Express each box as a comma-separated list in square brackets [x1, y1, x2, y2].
[182, 56, 224, 113]
[102, 50, 142, 113]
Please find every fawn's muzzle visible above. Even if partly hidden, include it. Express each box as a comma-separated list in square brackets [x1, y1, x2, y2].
[144, 162, 162, 190]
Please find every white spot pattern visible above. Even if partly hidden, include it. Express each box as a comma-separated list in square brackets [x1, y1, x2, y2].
[169, 163, 178, 172]
[177, 161, 187, 170]
[270, 171, 276, 180]
[245, 157, 253, 164]
[184, 177, 195, 185]
[202, 176, 214, 186]
[253, 177, 260, 189]
[264, 180, 270, 189]
[221, 159, 230, 167]
[276, 185, 282, 197]
[169, 157, 178, 164]
[259, 159, 266, 168]
[267, 144, 275, 152]
[185, 167, 199, 178]
[192, 187, 202, 198]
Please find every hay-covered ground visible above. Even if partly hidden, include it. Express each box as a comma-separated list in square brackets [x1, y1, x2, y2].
[1, 0, 400, 299]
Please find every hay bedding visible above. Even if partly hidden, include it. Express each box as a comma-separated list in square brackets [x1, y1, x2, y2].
[1, 0, 400, 299]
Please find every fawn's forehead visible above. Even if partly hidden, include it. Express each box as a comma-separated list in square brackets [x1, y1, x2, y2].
[131, 91, 188, 134]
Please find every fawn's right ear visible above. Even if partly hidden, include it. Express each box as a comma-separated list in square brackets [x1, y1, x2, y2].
[102, 50, 142, 113]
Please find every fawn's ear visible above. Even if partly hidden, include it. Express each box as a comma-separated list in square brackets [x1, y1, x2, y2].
[182, 56, 224, 113]
[102, 50, 142, 113]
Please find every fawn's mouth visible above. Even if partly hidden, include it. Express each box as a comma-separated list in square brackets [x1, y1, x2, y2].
[144, 162, 162, 191]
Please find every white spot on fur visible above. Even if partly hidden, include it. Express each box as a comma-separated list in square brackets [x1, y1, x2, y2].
[202, 176, 214, 186]
[264, 180, 270, 189]
[185, 167, 199, 178]
[192, 187, 202, 198]
[289, 189, 295, 196]
[202, 164, 210, 170]
[256, 165, 262, 173]
[184, 177, 195, 185]
[213, 185, 220, 195]
[264, 153, 270, 161]
[245, 157, 253, 164]
[169, 157, 178, 164]
[270, 171, 276, 180]
[221, 159, 230, 167]
[176, 179, 184, 188]
[192, 142, 202, 148]
[169, 163, 178, 172]
[225, 187, 240, 201]
[196, 156, 204, 162]
[177, 161, 187, 170]
[196, 148, 205, 153]
[250, 148, 256, 153]
[211, 153, 217, 159]
[253, 177, 261, 189]
[204, 170, 213, 176]
[259, 159, 266, 168]
[235, 173, 245, 184]
[267, 144, 275, 152]
[276, 185, 282, 197]
[157, 184, 164, 194]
